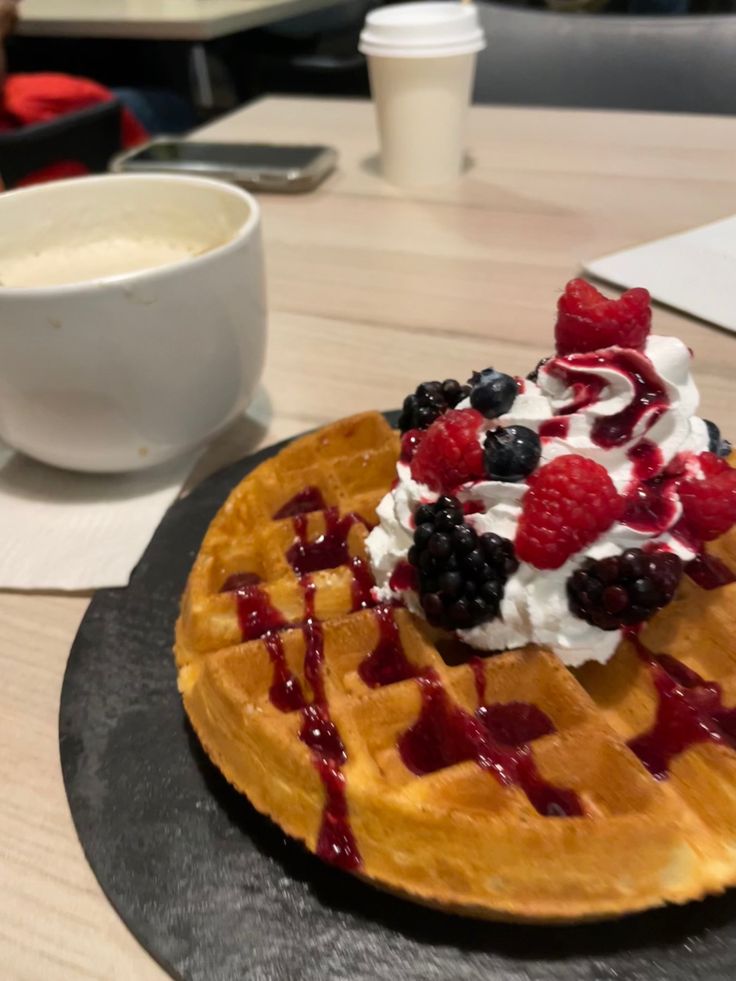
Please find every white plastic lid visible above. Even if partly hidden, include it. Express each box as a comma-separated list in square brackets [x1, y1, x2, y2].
[359, 2, 486, 58]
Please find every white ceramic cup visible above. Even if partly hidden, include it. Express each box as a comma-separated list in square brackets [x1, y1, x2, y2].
[360, 2, 485, 187]
[0, 173, 267, 472]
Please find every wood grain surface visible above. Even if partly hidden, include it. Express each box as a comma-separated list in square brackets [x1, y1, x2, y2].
[3, 96, 736, 979]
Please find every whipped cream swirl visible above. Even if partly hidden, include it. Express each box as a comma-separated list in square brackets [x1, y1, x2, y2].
[367, 336, 709, 667]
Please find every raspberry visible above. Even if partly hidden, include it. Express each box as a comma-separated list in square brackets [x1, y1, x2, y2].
[698, 450, 730, 478]
[568, 548, 682, 630]
[555, 279, 651, 356]
[410, 408, 485, 493]
[515, 455, 623, 569]
[679, 456, 736, 541]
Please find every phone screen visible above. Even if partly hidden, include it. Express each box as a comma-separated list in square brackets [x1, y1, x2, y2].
[129, 141, 326, 172]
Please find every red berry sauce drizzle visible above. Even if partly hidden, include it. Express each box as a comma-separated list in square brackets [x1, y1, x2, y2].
[548, 349, 669, 448]
[621, 474, 679, 535]
[538, 418, 570, 440]
[627, 633, 736, 779]
[300, 619, 361, 869]
[263, 631, 306, 712]
[461, 499, 486, 516]
[287, 508, 368, 575]
[301, 574, 317, 619]
[255, 591, 363, 869]
[230, 584, 287, 641]
[358, 606, 417, 688]
[273, 486, 327, 519]
[627, 438, 664, 481]
[350, 556, 376, 610]
[388, 560, 417, 593]
[226, 486, 379, 642]
[220, 571, 262, 592]
[398, 661, 583, 817]
[546, 351, 688, 541]
[232, 488, 378, 870]
[685, 553, 736, 590]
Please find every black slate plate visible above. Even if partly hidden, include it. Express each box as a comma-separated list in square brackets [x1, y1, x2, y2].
[60, 414, 736, 981]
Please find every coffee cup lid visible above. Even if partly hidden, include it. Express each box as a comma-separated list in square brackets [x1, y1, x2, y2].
[359, 2, 486, 58]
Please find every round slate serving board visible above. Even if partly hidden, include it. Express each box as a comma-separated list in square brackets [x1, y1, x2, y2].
[60, 417, 736, 981]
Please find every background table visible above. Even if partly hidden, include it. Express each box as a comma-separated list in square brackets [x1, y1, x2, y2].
[3, 96, 736, 979]
[16, 0, 346, 40]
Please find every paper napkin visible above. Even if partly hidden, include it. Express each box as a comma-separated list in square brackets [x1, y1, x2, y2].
[585, 215, 736, 334]
[0, 445, 196, 591]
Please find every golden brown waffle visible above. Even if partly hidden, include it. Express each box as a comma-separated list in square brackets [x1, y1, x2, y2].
[175, 412, 736, 923]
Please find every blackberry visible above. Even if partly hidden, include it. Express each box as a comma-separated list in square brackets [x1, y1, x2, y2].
[484, 425, 541, 482]
[526, 357, 550, 383]
[398, 378, 470, 434]
[705, 419, 732, 459]
[468, 367, 517, 419]
[567, 548, 682, 631]
[408, 495, 518, 630]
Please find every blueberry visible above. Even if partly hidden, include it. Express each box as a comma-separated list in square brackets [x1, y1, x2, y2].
[484, 425, 541, 482]
[468, 368, 518, 419]
[705, 419, 732, 458]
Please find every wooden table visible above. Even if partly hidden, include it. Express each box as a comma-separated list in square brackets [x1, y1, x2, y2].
[16, 0, 346, 40]
[3, 96, 736, 979]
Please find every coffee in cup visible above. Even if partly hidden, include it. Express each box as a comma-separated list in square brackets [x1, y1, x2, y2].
[0, 174, 266, 473]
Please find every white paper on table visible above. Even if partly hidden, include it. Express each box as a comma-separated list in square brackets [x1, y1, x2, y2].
[0, 445, 196, 591]
[585, 215, 736, 334]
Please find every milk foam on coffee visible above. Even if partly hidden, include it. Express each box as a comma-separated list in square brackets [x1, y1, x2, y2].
[0, 234, 211, 288]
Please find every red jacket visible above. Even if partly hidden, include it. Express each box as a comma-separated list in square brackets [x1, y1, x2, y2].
[0, 72, 147, 185]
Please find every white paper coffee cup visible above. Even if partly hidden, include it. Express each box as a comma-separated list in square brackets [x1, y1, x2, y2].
[360, 2, 485, 187]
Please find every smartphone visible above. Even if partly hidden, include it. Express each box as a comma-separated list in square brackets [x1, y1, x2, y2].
[111, 138, 337, 193]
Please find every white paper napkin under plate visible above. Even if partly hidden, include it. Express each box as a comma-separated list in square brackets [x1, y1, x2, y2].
[0, 446, 196, 591]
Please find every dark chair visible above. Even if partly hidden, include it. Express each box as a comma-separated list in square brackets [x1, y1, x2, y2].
[474, 5, 736, 114]
[0, 99, 121, 189]
[243, 0, 374, 99]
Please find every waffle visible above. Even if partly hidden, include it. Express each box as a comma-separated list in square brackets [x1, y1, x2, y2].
[175, 411, 736, 923]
